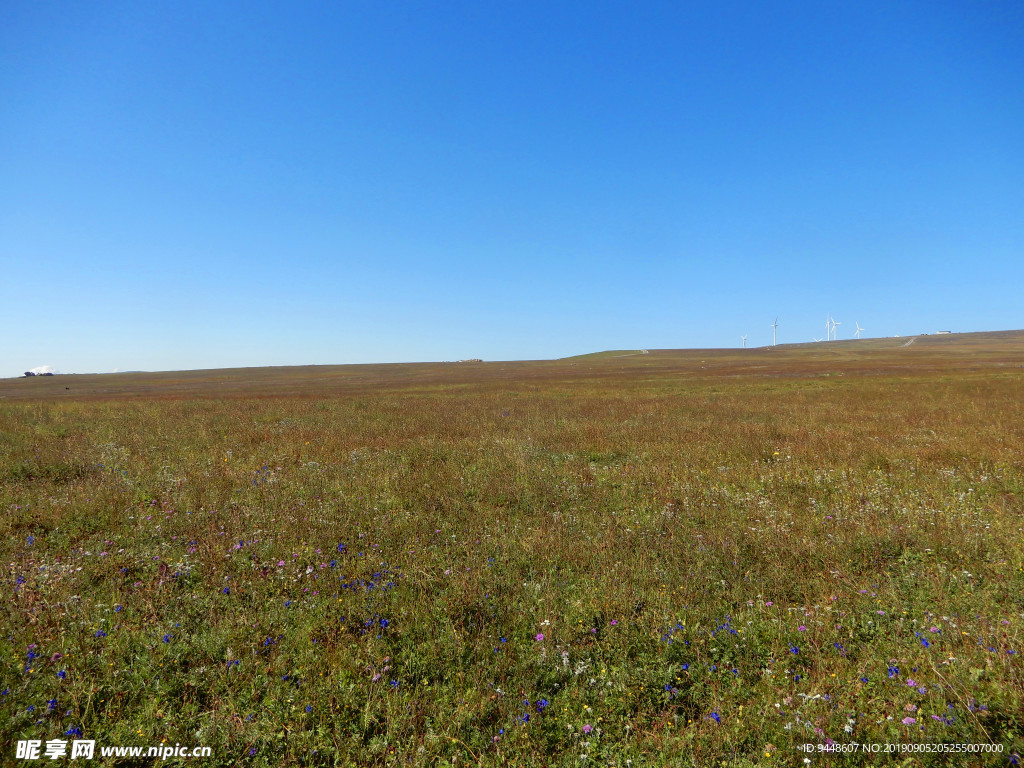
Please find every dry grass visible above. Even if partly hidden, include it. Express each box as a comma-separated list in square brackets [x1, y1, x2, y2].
[2, 332, 1023, 765]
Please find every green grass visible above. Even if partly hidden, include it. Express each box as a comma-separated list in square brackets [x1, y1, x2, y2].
[2, 336, 1023, 765]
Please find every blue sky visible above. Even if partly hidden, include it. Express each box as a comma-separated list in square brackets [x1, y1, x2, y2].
[3, 1, 1022, 376]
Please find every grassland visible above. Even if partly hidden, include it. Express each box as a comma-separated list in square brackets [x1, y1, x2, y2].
[2, 332, 1023, 766]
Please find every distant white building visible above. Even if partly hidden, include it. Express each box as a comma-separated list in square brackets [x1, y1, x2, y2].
[936, 330, 952, 334]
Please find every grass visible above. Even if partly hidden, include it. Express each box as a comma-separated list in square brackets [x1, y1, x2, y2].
[2, 333, 1023, 766]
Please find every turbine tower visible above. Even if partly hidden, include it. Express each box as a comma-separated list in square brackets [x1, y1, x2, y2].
[831, 318, 841, 340]
[826, 315, 831, 341]
[855, 322, 864, 339]
[741, 335, 747, 349]
[771, 317, 779, 347]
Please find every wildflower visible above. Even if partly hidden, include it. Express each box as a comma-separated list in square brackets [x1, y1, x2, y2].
[163, 635, 171, 643]
[906, 679, 916, 687]
[27, 536, 34, 546]
[860, 677, 869, 683]
[537, 699, 549, 712]
[277, 561, 285, 567]
[582, 724, 593, 734]
[57, 670, 66, 680]
[47, 699, 57, 710]
[95, 630, 107, 638]
[888, 666, 899, 678]
[305, 705, 312, 713]
[114, 605, 123, 612]
[535, 633, 544, 641]
[380, 619, 389, 628]
[65, 726, 83, 738]
[222, 587, 230, 595]
[789, 646, 799, 654]
[610, 620, 618, 626]
[710, 712, 721, 723]
[798, 625, 806, 632]
[901, 717, 916, 725]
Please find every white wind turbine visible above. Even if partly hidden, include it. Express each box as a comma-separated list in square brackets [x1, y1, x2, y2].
[831, 318, 841, 340]
[741, 335, 747, 348]
[771, 317, 779, 346]
[826, 315, 831, 341]
[855, 322, 864, 339]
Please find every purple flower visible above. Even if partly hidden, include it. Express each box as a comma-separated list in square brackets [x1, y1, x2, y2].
[535, 633, 544, 641]
[582, 724, 593, 734]
[902, 717, 916, 725]
[798, 625, 806, 632]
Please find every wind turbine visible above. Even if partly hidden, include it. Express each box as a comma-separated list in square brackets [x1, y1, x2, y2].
[855, 322, 864, 339]
[741, 335, 747, 348]
[826, 315, 831, 341]
[771, 317, 779, 346]
[831, 318, 841, 340]
[813, 337, 822, 342]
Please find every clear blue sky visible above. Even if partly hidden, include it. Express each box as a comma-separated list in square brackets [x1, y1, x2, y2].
[3, 1, 1022, 376]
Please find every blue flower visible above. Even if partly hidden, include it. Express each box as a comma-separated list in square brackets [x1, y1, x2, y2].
[860, 676, 869, 683]
[27, 705, 35, 713]
[710, 712, 720, 723]
[380, 619, 389, 628]
[537, 699, 549, 712]
[66, 726, 82, 738]
[162, 634, 171, 643]
[27, 536, 34, 546]
[222, 587, 230, 595]
[888, 666, 899, 678]
[57, 671, 66, 680]
[305, 705, 312, 713]
[114, 605, 123, 612]
[790, 645, 799, 654]
[95, 630, 107, 638]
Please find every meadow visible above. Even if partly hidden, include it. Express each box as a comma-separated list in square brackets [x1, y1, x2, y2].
[2, 333, 1023, 766]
